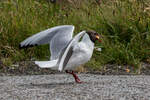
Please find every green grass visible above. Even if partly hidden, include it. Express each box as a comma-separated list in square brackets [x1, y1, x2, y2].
[0, 0, 150, 71]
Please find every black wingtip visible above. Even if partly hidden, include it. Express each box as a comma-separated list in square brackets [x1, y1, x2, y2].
[19, 44, 38, 49]
[19, 44, 23, 49]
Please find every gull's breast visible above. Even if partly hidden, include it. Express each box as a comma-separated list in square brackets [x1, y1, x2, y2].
[65, 42, 93, 70]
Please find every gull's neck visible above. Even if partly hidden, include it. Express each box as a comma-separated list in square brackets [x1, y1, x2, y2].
[81, 33, 94, 49]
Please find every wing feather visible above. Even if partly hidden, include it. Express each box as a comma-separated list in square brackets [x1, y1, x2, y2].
[19, 25, 75, 60]
[20, 25, 74, 47]
[58, 31, 86, 71]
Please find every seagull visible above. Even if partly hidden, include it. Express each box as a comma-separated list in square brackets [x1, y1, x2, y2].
[19, 25, 101, 83]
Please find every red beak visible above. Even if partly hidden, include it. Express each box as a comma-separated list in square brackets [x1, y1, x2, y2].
[95, 35, 102, 43]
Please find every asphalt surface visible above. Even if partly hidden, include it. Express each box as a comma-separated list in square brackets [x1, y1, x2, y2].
[0, 74, 150, 100]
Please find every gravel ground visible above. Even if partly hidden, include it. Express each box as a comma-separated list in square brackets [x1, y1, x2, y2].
[1, 61, 150, 76]
[0, 74, 150, 100]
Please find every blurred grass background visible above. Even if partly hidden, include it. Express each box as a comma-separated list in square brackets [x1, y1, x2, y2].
[0, 0, 150, 71]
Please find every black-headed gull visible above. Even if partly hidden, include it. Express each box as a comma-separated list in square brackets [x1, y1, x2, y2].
[19, 25, 101, 83]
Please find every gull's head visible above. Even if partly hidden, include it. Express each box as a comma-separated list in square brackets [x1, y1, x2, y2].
[86, 30, 101, 43]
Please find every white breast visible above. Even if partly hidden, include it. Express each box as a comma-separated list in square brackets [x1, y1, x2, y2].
[65, 34, 94, 70]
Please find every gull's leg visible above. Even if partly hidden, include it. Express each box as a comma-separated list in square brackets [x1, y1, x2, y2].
[66, 70, 82, 83]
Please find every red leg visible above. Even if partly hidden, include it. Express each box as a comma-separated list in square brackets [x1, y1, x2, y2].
[66, 70, 82, 83]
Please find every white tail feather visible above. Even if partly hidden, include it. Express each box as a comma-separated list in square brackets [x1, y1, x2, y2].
[35, 60, 58, 69]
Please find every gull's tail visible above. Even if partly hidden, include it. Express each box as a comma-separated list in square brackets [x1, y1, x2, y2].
[35, 60, 58, 69]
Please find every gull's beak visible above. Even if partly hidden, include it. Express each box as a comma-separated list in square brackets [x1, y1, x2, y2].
[96, 35, 100, 40]
[96, 35, 101, 42]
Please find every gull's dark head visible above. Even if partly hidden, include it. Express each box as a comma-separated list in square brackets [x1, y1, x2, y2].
[86, 30, 101, 43]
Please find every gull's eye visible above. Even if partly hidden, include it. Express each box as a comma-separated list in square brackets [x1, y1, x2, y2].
[94, 33, 98, 36]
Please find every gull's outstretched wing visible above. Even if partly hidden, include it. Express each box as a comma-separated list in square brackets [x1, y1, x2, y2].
[19, 25, 74, 60]
[58, 31, 86, 71]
